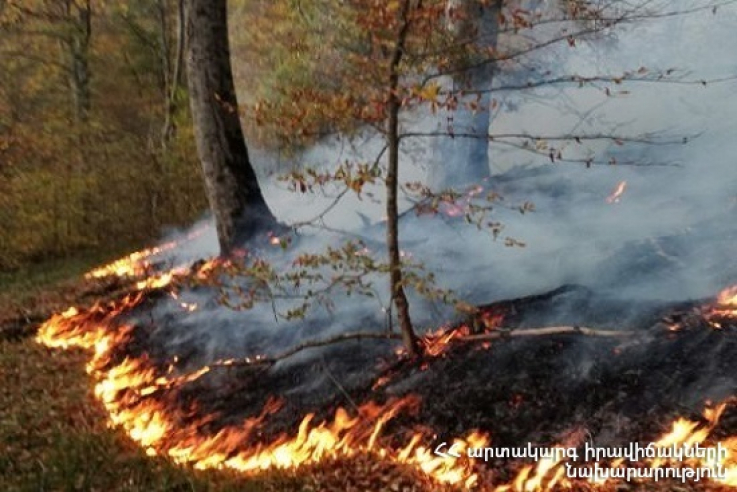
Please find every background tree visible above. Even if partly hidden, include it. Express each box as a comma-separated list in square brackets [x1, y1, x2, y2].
[0, 0, 207, 270]
[223, 0, 729, 356]
[428, 0, 502, 190]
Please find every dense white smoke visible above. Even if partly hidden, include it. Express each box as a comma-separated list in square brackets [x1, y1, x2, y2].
[148, 1, 737, 362]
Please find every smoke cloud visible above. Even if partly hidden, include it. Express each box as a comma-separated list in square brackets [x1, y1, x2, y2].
[143, 1, 737, 365]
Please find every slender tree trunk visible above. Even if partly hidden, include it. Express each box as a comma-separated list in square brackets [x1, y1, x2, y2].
[65, 0, 91, 123]
[430, 0, 502, 190]
[184, 0, 278, 255]
[161, 0, 186, 147]
[158, 0, 172, 147]
[387, 0, 420, 357]
[172, 0, 186, 90]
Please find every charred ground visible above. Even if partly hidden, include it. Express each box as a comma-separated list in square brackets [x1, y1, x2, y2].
[95, 282, 737, 490]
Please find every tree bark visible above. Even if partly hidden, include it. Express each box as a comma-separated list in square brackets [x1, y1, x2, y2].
[63, 0, 92, 123]
[161, 0, 186, 147]
[387, 0, 420, 357]
[184, 0, 278, 255]
[429, 0, 502, 190]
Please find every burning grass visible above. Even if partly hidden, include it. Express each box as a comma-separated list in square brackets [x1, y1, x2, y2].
[0, 339, 286, 491]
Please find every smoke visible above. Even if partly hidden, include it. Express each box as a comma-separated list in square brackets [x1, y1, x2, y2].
[138, 1, 737, 369]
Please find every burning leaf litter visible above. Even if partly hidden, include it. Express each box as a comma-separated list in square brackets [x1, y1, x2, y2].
[35, 244, 737, 490]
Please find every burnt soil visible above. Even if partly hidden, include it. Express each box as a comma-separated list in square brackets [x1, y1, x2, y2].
[114, 284, 737, 489]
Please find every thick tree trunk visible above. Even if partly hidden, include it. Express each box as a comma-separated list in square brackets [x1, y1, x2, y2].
[184, 0, 278, 255]
[429, 0, 502, 190]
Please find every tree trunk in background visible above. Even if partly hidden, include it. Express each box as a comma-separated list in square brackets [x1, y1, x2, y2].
[184, 0, 278, 256]
[160, 0, 186, 147]
[429, 0, 502, 190]
[64, 0, 92, 122]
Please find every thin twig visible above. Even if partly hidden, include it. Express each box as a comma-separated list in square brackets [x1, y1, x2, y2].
[320, 357, 360, 413]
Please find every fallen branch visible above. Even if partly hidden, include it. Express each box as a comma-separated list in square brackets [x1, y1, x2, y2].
[211, 331, 403, 369]
[461, 326, 635, 342]
[210, 325, 634, 373]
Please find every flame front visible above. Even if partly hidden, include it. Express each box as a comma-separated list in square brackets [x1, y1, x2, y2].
[85, 226, 206, 280]
[85, 244, 175, 279]
[36, 249, 737, 490]
[490, 402, 737, 491]
[36, 289, 487, 488]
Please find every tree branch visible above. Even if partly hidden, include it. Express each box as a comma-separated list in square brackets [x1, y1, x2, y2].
[211, 331, 402, 368]
[461, 326, 635, 342]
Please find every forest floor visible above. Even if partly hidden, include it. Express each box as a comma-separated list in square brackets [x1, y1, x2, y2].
[0, 258, 440, 492]
[1, 255, 735, 492]
[0, 258, 301, 492]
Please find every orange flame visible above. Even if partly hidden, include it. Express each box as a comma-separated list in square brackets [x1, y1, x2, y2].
[35, 245, 737, 491]
[606, 181, 627, 204]
[35, 293, 489, 488]
[494, 448, 571, 492]
[422, 325, 471, 357]
[709, 285, 737, 326]
[85, 227, 207, 280]
[717, 286, 737, 308]
[490, 401, 737, 491]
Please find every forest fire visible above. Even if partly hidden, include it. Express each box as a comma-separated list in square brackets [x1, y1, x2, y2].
[33, 247, 737, 490]
[709, 286, 737, 328]
[85, 227, 207, 280]
[7, 0, 737, 490]
[36, 296, 489, 488]
[37, 252, 491, 487]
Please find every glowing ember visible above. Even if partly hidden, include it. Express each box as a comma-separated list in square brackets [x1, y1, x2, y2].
[606, 181, 627, 204]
